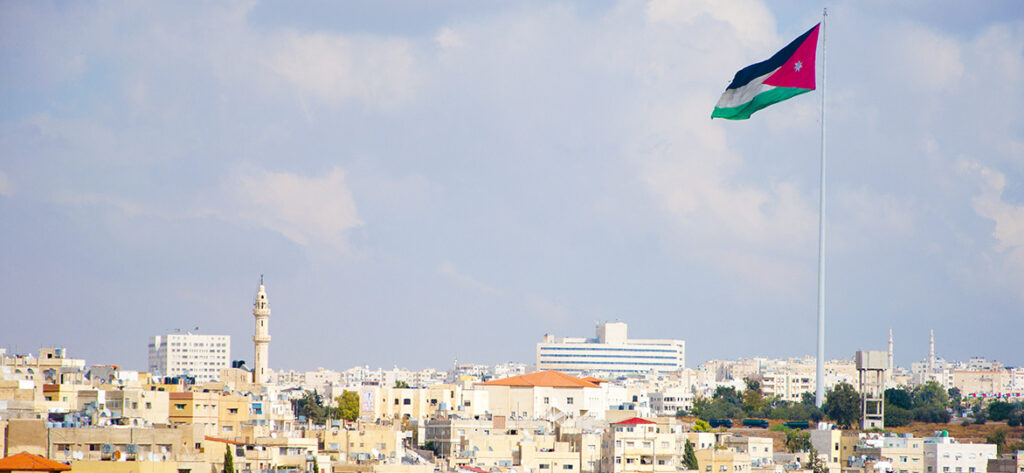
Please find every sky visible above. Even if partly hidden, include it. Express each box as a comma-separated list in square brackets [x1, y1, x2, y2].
[1, 0, 1023, 373]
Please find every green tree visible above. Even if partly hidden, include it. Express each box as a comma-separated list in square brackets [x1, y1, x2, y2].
[805, 448, 828, 473]
[785, 429, 811, 453]
[394, 380, 409, 388]
[912, 381, 948, 409]
[987, 401, 1013, 421]
[223, 443, 234, 473]
[693, 419, 711, 432]
[292, 390, 328, 424]
[912, 405, 950, 423]
[885, 387, 913, 410]
[885, 406, 912, 427]
[313, 456, 319, 473]
[683, 439, 699, 470]
[986, 428, 1007, 453]
[337, 390, 360, 422]
[824, 382, 861, 429]
[801, 392, 816, 407]
[714, 386, 743, 407]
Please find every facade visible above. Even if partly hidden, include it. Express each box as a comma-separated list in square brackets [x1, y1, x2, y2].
[477, 371, 607, 420]
[147, 333, 230, 383]
[537, 323, 685, 375]
[924, 435, 997, 473]
[599, 417, 682, 473]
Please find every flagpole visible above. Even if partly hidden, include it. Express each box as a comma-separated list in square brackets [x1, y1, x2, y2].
[814, 7, 828, 408]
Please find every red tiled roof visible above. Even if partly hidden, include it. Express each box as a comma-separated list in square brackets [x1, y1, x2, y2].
[479, 370, 600, 388]
[205, 435, 245, 445]
[459, 467, 490, 473]
[0, 452, 72, 471]
[614, 417, 656, 425]
[581, 376, 609, 384]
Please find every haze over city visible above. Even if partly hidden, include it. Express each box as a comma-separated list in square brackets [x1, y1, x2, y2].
[2, 0, 1024, 372]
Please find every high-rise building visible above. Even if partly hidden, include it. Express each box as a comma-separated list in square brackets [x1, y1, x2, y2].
[253, 277, 271, 384]
[148, 333, 230, 383]
[536, 322, 685, 374]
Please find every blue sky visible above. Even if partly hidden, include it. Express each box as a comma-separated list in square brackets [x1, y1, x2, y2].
[1, 0, 1022, 372]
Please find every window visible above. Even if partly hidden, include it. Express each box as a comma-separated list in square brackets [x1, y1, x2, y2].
[563, 465, 573, 470]
[566, 397, 574, 405]
[544, 397, 550, 404]
[403, 399, 411, 405]
[175, 404, 186, 410]
[539, 464, 550, 469]
[706, 466, 712, 471]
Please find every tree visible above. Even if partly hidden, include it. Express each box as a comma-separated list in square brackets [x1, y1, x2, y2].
[337, 390, 360, 422]
[292, 390, 328, 424]
[693, 419, 712, 432]
[805, 448, 828, 473]
[885, 387, 913, 410]
[912, 405, 950, 423]
[394, 380, 409, 388]
[987, 401, 1013, 422]
[683, 439, 699, 470]
[912, 381, 948, 409]
[713, 386, 743, 407]
[313, 456, 320, 473]
[223, 443, 234, 473]
[801, 392, 816, 407]
[986, 428, 1007, 453]
[824, 382, 861, 429]
[885, 406, 912, 427]
[785, 430, 811, 453]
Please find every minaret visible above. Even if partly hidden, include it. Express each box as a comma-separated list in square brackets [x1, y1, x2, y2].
[928, 329, 935, 381]
[253, 276, 272, 385]
[888, 329, 894, 372]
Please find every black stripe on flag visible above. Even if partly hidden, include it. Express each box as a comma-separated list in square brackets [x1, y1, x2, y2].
[724, 23, 819, 90]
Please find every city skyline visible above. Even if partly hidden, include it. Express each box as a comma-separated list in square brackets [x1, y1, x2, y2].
[2, 1, 1024, 371]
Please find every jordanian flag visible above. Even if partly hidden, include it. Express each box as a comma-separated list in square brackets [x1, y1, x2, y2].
[712, 23, 820, 120]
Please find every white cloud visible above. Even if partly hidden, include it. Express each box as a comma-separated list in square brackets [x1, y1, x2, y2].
[268, 32, 419, 109]
[884, 23, 964, 93]
[435, 27, 465, 49]
[437, 260, 500, 294]
[0, 171, 13, 196]
[51, 191, 146, 217]
[645, 0, 777, 44]
[233, 167, 364, 249]
[966, 161, 1024, 268]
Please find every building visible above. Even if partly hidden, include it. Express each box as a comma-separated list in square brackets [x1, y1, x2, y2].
[148, 334, 230, 384]
[252, 278, 272, 385]
[476, 371, 607, 420]
[599, 417, 682, 473]
[923, 434, 997, 473]
[536, 322, 685, 375]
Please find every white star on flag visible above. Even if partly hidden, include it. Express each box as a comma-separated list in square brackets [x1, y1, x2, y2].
[794, 61, 803, 72]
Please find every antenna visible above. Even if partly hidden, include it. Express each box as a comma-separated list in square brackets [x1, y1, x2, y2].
[260, 274, 264, 285]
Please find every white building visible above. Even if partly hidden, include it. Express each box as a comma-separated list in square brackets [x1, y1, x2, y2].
[536, 322, 685, 375]
[148, 333, 230, 383]
[923, 434, 997, 473]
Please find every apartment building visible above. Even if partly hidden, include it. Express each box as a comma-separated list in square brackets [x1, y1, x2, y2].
[148, 333, 230, 383]
[537, 323, 685, 375]
[924, 434, 997, 473]
[599, 417, 682, 473]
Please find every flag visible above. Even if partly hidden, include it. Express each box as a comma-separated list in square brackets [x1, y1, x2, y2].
[712, 23, 820, 120]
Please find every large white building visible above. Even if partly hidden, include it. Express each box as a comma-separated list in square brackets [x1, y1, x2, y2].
[148, 333, 230, 383]
[536, 322, 685, 375]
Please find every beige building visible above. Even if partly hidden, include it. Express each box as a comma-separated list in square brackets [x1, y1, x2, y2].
[600, 417, 682, 473]
[478, 371, 606, 420]
[168, 392, 219, 434]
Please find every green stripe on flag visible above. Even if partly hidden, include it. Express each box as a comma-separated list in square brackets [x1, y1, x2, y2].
[711, 87, 812, 120]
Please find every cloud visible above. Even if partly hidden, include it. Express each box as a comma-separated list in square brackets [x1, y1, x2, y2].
[232, 167, 363, 249]
[437, 260, 500, 294]
[268, 31, 419, 109]
[966, 161, 1024, 268]
[0, 171, 12, 196]
[435, 27, 465, 49]
[51, 191, 146, 217]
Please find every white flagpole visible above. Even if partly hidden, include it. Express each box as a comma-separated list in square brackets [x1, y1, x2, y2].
[815, 7, 828, 408]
